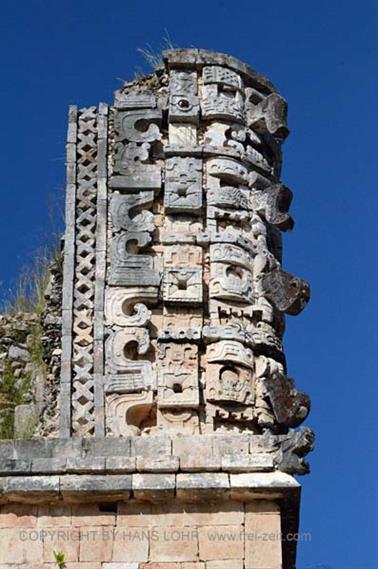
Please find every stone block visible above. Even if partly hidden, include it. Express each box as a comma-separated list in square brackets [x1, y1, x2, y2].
[106, 456, 136, 473]
[117, 502, 154, 526]
[173, 436, 217, 471]
[162, 267, 203, 303]
[212, 434, 249, 456]
[191, 502, 244, 526]
[0, 441, 16, 459]
[244, 501, 282, 569]
[65, 563, 102, 569]
[179, 455, 221, 472]
[79, 525, 114, 561]
[206, 561, 243, 569]
[136, 456, 179, 473]
[32, 458, 67, 474]
[61, 475, 132, 502]
[132, 436, 172, 458]
[112, 527, 149, 562]
[176, 473, 229, 501]
[37, 504, 71, 527]
[221, 453, 274, 472]
[0, 564, 49, 569]
[132, 473, 175, 501]
[0, 526, 43, 563]
[229, 472, 300, 501]
[66, 457, 106, 473]
[13, 438, 82, 460]
[5, 475, 59, 503]
[168, 124, 197, 145]
[0, 504, 37, 527]
[149, 526, 199, 562]
[14, 403, 38, 438]
[149, 501, 244, 527]
[0, 459, 30, 475]
[249, 434, 278, 454]
[43, 527, 80, 562]
[140, 564, 180, 569]
[83, 437, 131, 457]
[103, 564, 138, 569]
[198, 524, 244, 560]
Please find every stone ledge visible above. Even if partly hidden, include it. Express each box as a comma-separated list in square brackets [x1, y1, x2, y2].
[0, 429, 313, 477]
[0, 471, 299, 505]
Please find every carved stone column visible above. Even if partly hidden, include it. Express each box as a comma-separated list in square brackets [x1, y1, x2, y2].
[58, 50, 313, 566]
[0, 49, 313, 569]
[59, 49, 309, 442]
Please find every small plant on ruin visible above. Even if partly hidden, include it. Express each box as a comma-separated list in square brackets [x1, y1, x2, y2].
[53, 551, 66, 569]
[137, 30, 175, 70]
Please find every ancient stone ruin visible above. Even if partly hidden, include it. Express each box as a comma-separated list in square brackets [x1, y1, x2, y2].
[0, 49, 314, 569]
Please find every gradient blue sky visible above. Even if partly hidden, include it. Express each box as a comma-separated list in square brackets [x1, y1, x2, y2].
[0, 1, 377, 567]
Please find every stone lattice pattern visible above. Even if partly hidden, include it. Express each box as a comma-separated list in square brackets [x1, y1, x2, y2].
[61, 49, 311, 442]
[71, 107, 98, 436]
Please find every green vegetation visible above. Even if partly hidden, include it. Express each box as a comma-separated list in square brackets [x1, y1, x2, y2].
[53, 551, 67, 569]
[131, 31, 176, 79]
[137, 31, 175, 69]
[1, 248, 53, 315]
[0, 358, 32, 439]
[0, 247, 62, 439]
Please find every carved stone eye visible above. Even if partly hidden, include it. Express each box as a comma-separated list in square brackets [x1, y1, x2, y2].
[178, 98, 190, 109]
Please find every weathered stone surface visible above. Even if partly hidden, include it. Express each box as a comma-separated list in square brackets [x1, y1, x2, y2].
[104, 564, 139, 569]
[31, 457, 67, 473]
[176, 473, 229, 501]
[132, 473, 176, 501]
[0, 503, 38, 527]
[0, 526, 43, 563]
[61, 475, 132, 502]
[149, 526, 199, 562]
[66, 457, 106, 473]
[4, 475, 60, 503]
[275, 427, 315, 474]
[229, 471, 300, 502]
[43, 526, 80, 562]
[244, 500, 282, 568]
[8, 344, 30, 362]
[131, 436, 172, 457]
[0, 459, 31, 474]
[106, 456, 136, 473]
[112, 529, 149, 562]
[206, 562, 244, 569]
[198, 524, 244, 560]
[221, 453, 274, 472]
[136, 455, 179, 473]
[37, 503, 71, 526]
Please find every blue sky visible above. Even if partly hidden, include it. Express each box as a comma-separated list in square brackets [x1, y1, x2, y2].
[0, 0, 377, 566]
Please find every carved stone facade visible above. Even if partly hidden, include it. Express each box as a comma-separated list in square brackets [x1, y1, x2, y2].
[60, 48, 312, 452]
[0, 49, 314, 569]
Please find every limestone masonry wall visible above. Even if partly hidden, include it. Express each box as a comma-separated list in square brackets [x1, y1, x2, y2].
[0, 499, 282, 568]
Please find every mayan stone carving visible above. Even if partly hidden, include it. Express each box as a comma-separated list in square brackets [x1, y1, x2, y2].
[60, 48, 311, 444]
